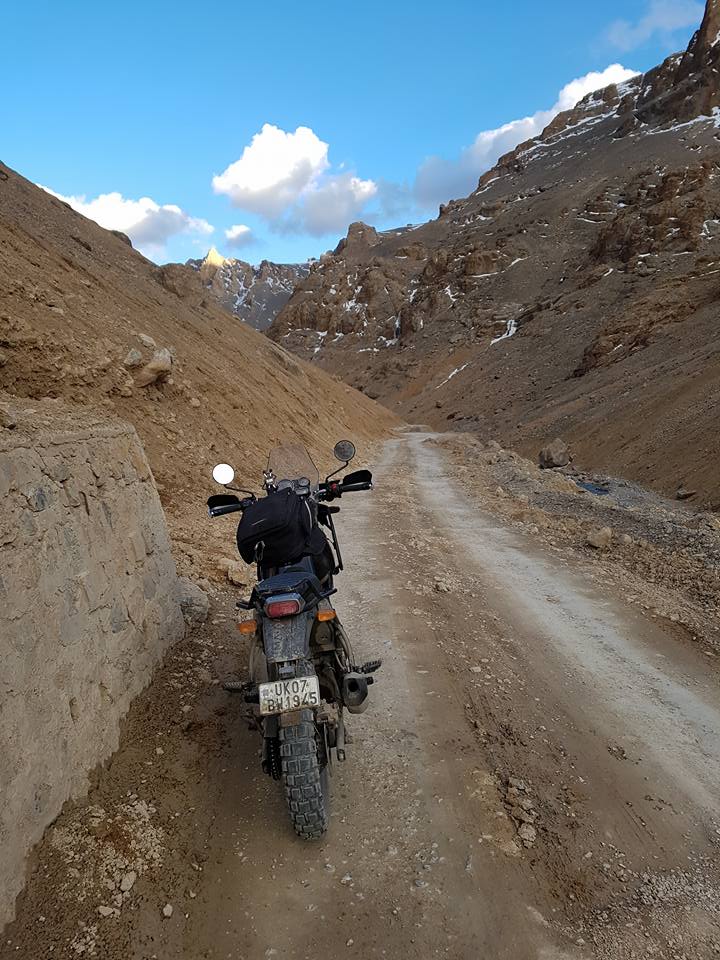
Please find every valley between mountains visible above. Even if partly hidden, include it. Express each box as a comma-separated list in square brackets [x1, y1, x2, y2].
[186, 0, 720, 507]
[2, 2, 720, 958]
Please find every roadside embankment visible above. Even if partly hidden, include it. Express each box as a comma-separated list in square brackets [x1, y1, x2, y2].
[0, 399, 185, 926]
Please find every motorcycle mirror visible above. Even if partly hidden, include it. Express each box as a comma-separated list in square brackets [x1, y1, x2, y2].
[212, 463, 235, 485]
[333, 440, 356, 463]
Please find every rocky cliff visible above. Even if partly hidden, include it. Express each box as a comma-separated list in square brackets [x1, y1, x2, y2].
[270, 0, 720, 505]
[186, 247, 309, 331]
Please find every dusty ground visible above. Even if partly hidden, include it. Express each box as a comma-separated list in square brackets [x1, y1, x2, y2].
[4, 433, 720, 959]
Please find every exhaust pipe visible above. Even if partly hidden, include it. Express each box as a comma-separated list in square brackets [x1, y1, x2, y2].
[342, 672, 371, 714]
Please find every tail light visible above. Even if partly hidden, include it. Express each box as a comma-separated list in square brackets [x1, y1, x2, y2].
[265, 597, 302, 618]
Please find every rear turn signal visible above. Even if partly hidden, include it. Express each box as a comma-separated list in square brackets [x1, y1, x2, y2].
[316, 609, 337, 622]
[265, 599, 302, 619]
[237, 620, 257, 634]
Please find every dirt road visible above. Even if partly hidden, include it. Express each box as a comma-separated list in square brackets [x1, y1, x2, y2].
[4, 434, 720, 959]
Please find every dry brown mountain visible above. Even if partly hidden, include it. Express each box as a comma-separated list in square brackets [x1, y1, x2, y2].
[0, 163, 399, 578]
[270, 0, 720, 507]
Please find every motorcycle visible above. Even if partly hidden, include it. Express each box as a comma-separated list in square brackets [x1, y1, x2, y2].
[207, 440, 381, 839]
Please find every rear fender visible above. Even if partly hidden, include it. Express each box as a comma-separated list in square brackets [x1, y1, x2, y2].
[262, 610, 314, 662]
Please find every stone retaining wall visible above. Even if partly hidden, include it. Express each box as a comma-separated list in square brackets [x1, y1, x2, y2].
[0, 404, 184, 925]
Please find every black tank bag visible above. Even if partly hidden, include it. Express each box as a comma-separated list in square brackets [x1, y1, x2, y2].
[236, 488, 312, 565]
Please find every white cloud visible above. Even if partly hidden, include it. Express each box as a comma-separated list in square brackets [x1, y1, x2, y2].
[224, 224, 254, 249]
[552, 66, 639, 111]
[374, 179, 416, 222]
[212, 124, 330, 218]
[212, 123, 377, 236]
[284, 173, 377, 236]
[414, 64, 639, 209]
[39, 186, 213, 258]
[606, 0, 704, 52]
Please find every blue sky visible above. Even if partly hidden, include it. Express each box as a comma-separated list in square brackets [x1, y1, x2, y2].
[0, 0, 705, 264]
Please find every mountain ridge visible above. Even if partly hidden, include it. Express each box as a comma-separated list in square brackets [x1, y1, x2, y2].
[185, 248, 309, 331]
[268, 0, 720, 504]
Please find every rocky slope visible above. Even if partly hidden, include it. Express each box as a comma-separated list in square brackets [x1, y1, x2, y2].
[0, 163, 399, 578]
[271, 0, 720, 506]
[186, 247, 309, 331]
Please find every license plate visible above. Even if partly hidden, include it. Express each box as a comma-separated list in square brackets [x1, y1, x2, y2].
[258, 676, 321, 716]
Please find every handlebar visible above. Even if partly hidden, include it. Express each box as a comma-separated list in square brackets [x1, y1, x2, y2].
[209, 481, 373, 515]
[208, 502, 244, 518]
[319, 480, 373, 501]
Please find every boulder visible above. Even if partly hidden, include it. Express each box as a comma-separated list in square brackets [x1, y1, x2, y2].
[587, 526, 613, 549]
[539, 438, 570, 469]
[123, 348, 143, 369]
[135, 348, 173, 387]
[177, 577, 209, 629]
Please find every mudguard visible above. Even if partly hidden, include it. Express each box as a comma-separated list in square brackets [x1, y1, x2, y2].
[262, 611, 313, 662]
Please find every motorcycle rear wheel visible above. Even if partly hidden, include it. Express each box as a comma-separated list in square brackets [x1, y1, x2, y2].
[279, 709, 329, 839]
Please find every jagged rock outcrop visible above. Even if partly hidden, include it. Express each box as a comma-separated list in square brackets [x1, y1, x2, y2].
[623, 0, 720, 129]
[186, 248, 309, 331]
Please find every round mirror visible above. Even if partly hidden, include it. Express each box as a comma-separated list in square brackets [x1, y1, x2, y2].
[212, 463, 235, 485]
[333, 440, 356, 463]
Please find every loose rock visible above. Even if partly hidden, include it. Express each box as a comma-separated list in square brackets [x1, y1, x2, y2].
[1, 408, 18, 430]
[539, 438, 570, 469]
[226, 561, 248, 587]
[518, 824, 537, 847]
[122, 349, 143, 369]
[135, 348, 173, 388]
[587, 526, 613, 550]
[177, 577, 209, 629]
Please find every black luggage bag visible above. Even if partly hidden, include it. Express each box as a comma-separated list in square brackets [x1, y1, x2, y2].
[236, 488, 312, 565]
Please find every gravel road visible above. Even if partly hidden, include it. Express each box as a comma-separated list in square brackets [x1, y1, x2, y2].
[4, 434, 719, 959]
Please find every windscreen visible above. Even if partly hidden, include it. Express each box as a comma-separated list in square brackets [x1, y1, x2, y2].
[267, 444, 320, 491]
